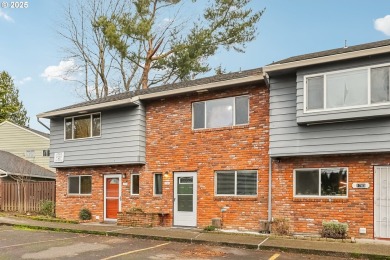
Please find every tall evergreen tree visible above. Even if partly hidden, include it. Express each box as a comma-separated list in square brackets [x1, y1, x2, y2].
[0, 71, 29, 126]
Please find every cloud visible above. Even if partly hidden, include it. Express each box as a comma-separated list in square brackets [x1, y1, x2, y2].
[41, 60, 77, 82]
[17, 76, 32, 85]
[374, 15, 390, 36]
[0, 10, 14, 22]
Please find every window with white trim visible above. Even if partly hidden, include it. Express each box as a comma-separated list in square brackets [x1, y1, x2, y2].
[68, 176, 92, 195]
[65, 113, 101, 140]
[215, 170, 257, 196]
[294, 168, 348, 197]
[131, 174, 140, 195]
[193, 96, 249, 129]
[154, 173, 162, 195]
[305, 64, 390, 112]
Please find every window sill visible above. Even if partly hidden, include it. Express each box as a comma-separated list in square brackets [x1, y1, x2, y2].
[193, 124, 249, 133]
[130, 195, 140, 199]
[66, 194, 92, 197]
[293, 197, 348, 202]
[214, 196, 257, 201]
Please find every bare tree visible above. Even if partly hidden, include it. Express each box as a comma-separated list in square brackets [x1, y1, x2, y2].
[59, 0, 263, 99]
[58, 0, 138, 100]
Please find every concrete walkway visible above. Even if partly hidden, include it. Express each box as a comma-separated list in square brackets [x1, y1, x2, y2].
[0, 215, 389, 259]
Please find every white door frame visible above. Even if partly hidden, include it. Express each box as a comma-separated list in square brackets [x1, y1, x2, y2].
[104, 174, 122, 221]
[173, 172, 197, 227]
[374, 166, 390, 238]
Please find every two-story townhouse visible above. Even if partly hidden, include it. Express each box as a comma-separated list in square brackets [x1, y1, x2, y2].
[0, 121, 53, 171]
[265, 39, 390, 239]
[37, 68, 270, 231]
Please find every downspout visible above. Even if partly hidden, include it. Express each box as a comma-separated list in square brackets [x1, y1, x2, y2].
[37, 117, 50, 131]
[268, 157, 272, 223]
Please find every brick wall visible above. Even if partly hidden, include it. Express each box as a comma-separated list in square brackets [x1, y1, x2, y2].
[144, 83, 270, 231]
[271, 153, 390, 238]
[56, 165, 143, 221]
[117, 212, 161, 227]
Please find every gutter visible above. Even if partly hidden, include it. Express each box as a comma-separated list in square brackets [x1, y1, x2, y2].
[0, 170, 8, 178]
[264, 45, 390, 73]
[37, 96, 140, 119]
[37, 75, 263, 119]
[138, 74, 263, 101]
[37, 117, 50, 131]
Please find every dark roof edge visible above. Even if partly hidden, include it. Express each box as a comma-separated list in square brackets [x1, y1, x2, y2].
[265, 39, 390, 72]
[38, 68, 263, 118]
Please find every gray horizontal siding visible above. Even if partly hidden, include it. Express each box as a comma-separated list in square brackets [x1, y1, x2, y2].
[296, 54, 390, 124]
[269, 68, 390, 157]
[50, 105, 146, 167]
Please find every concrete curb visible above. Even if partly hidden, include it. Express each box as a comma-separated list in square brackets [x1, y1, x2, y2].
[2, 222, 390, 260]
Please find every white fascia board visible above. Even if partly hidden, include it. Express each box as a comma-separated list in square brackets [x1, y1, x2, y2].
[37, 96, 140, 119]
[138, 74, 264, 100]
[264, 46, 390, 73]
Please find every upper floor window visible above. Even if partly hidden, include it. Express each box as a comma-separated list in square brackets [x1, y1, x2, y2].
[305, 64, 390, 112]
[65, 113, 101, 140]
[294, 168, 348, 198]
[42, 149, 50, 157]
[193, 96, 249, 129]
[25, 150, 35, 158]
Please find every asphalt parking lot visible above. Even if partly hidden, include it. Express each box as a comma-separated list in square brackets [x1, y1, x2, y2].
[0, 225, 357, 260]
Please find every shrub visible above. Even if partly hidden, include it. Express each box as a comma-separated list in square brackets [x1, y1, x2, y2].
[203, 225, 217, 232]
[39, 200, 55, 217]
[272, 218, 290, 235]
[79, 208, 92, 220]
[321, 221, 348, 239]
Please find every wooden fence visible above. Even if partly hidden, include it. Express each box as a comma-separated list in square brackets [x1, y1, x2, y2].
[0, 181, 55, 213]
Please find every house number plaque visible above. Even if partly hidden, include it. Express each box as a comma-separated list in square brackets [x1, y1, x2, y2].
[352, 183, 369, 189]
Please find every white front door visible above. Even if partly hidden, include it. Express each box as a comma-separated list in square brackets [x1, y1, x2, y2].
[173, 172, 197, 227]
[374, 166, 390, 238]
[104, 174, 122, 221]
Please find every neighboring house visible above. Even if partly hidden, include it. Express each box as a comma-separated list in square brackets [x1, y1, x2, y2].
[37, 68, 269, 230]
[0, 150, 56, 182]
[264, 39, 390, 239]
[0, 121, 52, 171]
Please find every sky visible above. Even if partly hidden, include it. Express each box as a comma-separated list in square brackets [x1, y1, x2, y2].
[0, 0, 390, 132]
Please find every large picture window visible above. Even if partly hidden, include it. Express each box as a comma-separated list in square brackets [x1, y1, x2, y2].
[65, 113, 101, 140]
[294, 168, 348, 197]
[305, 64, 390, 112]
[215, 170, 257, 196]
[68, 176, 92, 195]
[193, 96, 249, 129]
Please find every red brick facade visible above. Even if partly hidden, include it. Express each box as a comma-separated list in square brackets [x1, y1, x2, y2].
[144, 83, 270, 230]
[271, 153, 390, 238]
[55, 83, 270, 231]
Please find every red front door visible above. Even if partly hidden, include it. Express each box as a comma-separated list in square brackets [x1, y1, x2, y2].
[104, 175, 121, 220]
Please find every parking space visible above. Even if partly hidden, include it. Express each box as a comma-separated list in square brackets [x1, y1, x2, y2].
[0, 226, 355, 260]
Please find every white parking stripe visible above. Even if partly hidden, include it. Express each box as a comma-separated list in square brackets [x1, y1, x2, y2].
[101, 242, 171, 260]
[0, 235, 89, 249]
